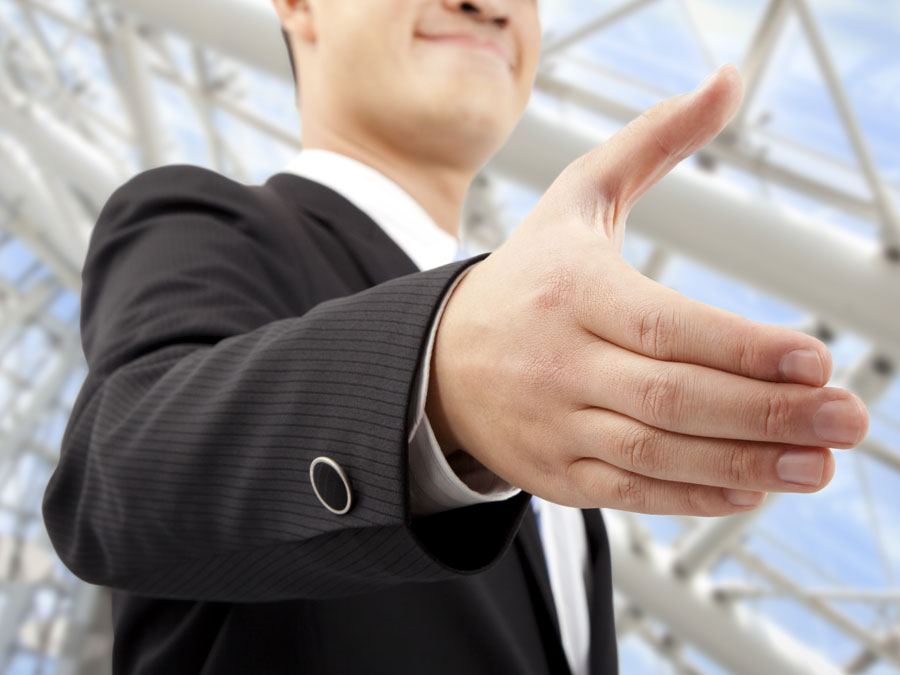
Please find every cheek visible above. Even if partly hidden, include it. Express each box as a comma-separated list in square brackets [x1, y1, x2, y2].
[328, 31, 401, 97]
[516, 6, 542, 68]
[521, 27, 542, 79]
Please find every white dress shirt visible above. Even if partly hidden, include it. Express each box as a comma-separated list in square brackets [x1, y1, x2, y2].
[282, 149, 590, 675]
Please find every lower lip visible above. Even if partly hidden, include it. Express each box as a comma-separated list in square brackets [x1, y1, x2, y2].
[417, 35, 511, 69]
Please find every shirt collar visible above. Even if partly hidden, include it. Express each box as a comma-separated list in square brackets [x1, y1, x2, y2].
[281, 149, 459, 272]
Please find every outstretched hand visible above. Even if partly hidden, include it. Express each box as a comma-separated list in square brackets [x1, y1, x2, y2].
[426, 65, 869, 515]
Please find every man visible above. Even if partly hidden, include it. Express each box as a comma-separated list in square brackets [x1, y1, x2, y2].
[43, 0, 869, 673]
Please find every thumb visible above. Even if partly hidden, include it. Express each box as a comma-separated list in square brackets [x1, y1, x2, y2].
[562, 64, 743, 238]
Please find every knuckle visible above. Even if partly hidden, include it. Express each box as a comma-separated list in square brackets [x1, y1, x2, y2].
[564, 155, 619, 228]
[567, 459, 608, 508]
[636, 367, 681, 425]
[726, 442, 754, 486]
[760, 392, 792, 439]
[618, 426, 660, 475]
[533, 450, 561, 490]
[531, 263, 578, 314]
[736, 332, 760, 377]
[683, 483, 706, 515]
[569, 460, 598, 504]
[635, 304, 678, 359]
[614, 471, 646, 510]
[644, 100, 693, 160]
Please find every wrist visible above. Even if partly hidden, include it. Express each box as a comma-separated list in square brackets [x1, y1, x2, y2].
[425, 263, 481, 458]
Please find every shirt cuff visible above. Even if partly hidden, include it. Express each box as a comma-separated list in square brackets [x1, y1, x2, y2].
[408, 263, 521, 517]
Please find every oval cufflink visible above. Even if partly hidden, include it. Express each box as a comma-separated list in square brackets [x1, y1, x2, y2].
[309, 456, 353, 515]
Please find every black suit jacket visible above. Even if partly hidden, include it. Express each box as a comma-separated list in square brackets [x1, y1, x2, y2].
[43, 165, 618, 674]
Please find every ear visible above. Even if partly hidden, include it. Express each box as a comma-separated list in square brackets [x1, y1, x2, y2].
[271, 0, 316, 43]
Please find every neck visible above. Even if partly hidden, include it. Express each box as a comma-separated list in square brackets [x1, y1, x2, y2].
[301, 124, 474, 239]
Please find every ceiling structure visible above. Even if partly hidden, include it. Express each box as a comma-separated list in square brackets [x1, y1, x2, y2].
[0, 0, 898, 673]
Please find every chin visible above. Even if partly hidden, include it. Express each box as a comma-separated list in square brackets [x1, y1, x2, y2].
[435, 85, 518, 131]
[378, 77, 523, 166]
[441, 95, 513, 140]
[429, 114, 512, 169]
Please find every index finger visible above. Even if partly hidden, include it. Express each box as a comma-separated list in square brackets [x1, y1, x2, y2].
[580, 258, 833, 386]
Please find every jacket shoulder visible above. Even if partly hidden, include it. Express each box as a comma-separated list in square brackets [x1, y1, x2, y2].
[81, 165, 313, 372]
[95, 164, 269, 237]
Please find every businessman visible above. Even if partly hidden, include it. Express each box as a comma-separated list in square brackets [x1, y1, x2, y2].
[43, 0, 869, 673]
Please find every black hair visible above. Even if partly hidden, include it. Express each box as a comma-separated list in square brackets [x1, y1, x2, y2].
[282, 29, 297, 84]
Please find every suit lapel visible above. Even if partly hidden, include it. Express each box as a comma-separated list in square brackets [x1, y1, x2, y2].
[265, 173, 420, 285]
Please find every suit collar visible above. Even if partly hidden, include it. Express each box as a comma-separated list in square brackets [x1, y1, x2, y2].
[265, 172, 419, 287]
[279, 150, 459, 272]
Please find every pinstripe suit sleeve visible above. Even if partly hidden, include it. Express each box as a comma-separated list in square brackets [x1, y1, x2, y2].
[42, 166, 529, 602]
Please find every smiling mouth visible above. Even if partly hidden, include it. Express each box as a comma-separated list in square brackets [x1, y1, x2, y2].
[415, 33, 513, 70]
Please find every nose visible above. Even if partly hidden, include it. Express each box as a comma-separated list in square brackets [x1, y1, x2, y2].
[443, 0, 509, 28]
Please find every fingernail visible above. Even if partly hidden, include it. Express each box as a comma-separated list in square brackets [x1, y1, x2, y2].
[813, 399, 864, 445]
[780, 349, 824, 384]
[723, 488, 767, 507]
[776, 449, 824, 486]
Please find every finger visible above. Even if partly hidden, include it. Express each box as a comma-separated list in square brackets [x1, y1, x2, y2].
[564, 407, 835, 493]
[574, 340, 868, 447]
[580, 259, 833, 385]
[562, 458, 767, 515]
[559, 64, 743, 235]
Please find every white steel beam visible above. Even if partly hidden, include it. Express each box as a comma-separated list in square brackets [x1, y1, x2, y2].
[20, 0, 97, 39]
[48, 584, 109, 675]
[672, 510, 763, 579]
[119, 21, 168, 167]
[0, 76, 125, 211]
[715, 585, 900, 603]
[535, 72, 884, 224]
[0, 584, 33, 670]
[113, 0, 290, 81]
[540, 0, 659, 60]
[605, 511, 841, 675]
[859, 438, 900, 474]
[0, 281, 54, 350]
[0, 338, 80, 462]
[845, 626, 900, 674]
[88, 8, 167, 169]
[0, 203, 81, 292]
[791, 0, 900, 254]
[731, 547, 900, 667]
[0, 136, 91, 271]
[730, 0, 791, 131]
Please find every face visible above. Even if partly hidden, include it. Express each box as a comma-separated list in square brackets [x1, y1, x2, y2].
[285, 0, 541, 170]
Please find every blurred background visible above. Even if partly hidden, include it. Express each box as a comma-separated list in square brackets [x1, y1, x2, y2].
[0, 0, 898, 673]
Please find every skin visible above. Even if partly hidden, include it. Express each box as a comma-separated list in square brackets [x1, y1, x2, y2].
[272, 0, 870, 516]
[273, 0, 541, 236]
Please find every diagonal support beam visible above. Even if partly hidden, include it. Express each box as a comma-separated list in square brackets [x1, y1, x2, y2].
[730, 0, 791, 131]
[791, 0, 900, 255]
[541, 0, 660, 60]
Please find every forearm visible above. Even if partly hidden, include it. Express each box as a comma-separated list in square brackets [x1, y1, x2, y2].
[45, 263, 527, 601]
